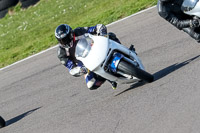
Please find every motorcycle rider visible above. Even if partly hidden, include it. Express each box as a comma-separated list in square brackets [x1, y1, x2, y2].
[157, 0, 200, 42]
[55, 24, 120, 90]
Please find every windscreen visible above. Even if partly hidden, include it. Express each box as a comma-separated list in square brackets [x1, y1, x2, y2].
[182, 0, 199, 12]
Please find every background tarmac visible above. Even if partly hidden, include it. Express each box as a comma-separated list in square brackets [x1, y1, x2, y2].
[1, 7, 200, 133]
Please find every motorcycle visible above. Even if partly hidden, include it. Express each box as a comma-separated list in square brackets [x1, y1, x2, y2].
[75, 33, 154, 85]
[181, 0, 200, 17]
[0, 116, 5, 128]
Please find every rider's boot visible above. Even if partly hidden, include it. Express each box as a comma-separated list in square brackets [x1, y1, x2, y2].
[108, 80, 117, 89]
[111, 81, 117, 90]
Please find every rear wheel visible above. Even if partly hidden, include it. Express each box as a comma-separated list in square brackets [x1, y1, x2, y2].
[118, 60, 154, 83]
[19, 0, 40, 8]
[0, 0, 19, 11]
[0, 8, 8, 19]
[0, 0, 19, 19]
[0, 116, 5, 128]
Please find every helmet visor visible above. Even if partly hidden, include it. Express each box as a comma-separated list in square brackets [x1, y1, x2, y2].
[59, 33, 72, 47]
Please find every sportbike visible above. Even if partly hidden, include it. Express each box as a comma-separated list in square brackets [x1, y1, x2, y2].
[75, 33, 154, 85]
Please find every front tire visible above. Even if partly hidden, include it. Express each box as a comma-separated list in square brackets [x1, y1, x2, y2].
[118, 60, 154, 83]
[0, 116, 5, 128]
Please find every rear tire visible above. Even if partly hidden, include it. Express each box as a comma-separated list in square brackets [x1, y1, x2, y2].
[0, 0, 18, 19]
[0, 0, 19, 11]
[118, 60, 154, 83]
[19, 0, 40, 8]
[0, 116, 5, 128]
[0, 8, 8, 19]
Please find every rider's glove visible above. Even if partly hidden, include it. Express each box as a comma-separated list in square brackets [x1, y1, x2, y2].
[190, 19, 200, 28]
[69, 67, 82, 77]
[70, 66, 88, 77]
[96, 24, 107, 36]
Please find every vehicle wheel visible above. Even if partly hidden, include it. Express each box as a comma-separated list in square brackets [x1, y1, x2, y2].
[19, 0, 40, 8]
[0, 0, 19, 11]
[118, 60, 154, 83]
[0, 116, 5, 128]
[0, 8, 8, 19]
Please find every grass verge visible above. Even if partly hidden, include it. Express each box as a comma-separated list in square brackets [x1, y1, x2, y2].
[0, 0, 157, 68]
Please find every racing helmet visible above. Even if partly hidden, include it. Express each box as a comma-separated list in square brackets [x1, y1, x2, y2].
[55, 24, 73, 48]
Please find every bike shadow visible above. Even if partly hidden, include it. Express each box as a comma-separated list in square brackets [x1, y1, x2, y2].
[115, 55, 200, 96]
[5, 107, 41, 127]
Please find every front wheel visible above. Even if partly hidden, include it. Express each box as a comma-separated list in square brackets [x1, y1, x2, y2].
[118, 60, 154, 83]
[0, 116, 5, 128]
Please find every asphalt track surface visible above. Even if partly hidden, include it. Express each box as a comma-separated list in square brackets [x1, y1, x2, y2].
[1, 7, 200, 133]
